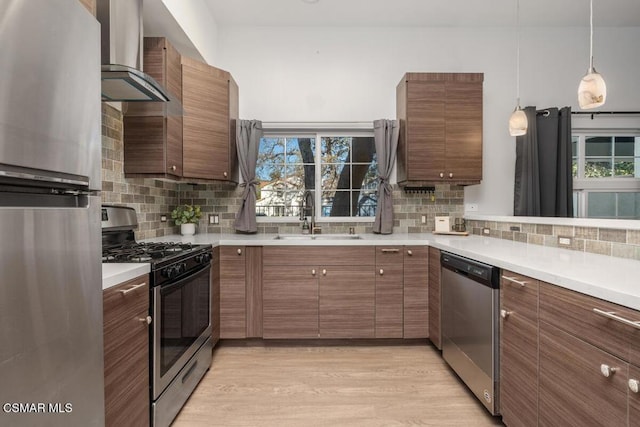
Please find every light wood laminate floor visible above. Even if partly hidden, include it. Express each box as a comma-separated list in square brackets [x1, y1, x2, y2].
[173, 341, 504, 427]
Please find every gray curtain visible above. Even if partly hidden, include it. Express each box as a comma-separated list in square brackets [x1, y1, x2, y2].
[234, 120, 262, 233]
[372, 119, 399, 234]
[514, 106, 573, 217]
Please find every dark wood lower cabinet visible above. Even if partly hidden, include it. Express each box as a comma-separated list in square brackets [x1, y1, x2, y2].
[403, 246, 429, 339]
[539, 322, 628, 427]
[500, 312, 538, 427]
[630, 365, 640, 423]
[220, 246, 246, 338]
[263, 265, 319, 339]
[319, 266, 375, 338]
[428, 247, 441, 349]
[103, 276, 149, 427]
[375, 263, 404, 338]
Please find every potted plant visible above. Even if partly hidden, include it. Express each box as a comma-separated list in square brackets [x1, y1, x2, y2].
[171, 204, 202, 236]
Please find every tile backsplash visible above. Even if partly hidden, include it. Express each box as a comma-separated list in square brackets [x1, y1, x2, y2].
[466, 219, 640, 261]
[101, 104, 463, 238]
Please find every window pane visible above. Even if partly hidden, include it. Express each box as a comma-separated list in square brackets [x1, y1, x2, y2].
[585, 159, 612, 177]
[585, 136, 612, 156]
[571, 136, 578, 178]
[321, 137, 351, 164]
[286, 138, 315, 164]
[357, 188, 377, 217]
[613, 160, 634, 177]
[587, 192, 616, 218]
[321, 163, 348, 190]
[614, 136, 635, 156]
[617, 193, 640, 219]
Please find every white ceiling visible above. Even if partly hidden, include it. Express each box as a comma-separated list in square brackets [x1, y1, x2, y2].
[202, 0, 640, 27]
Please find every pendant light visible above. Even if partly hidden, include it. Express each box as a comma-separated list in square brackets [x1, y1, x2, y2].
[509, 0, 527, 136]
[578, 0, 606, 109]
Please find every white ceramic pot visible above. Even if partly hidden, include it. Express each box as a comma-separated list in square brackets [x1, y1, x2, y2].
[180, 223, 196, 236]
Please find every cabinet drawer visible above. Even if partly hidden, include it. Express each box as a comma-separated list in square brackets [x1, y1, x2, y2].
[501, 270, 538, 323]
[630, 365, 640, 422]
[403, 246, 429, 266]
[539, 282, 638, 362]
[103, 276, 148, 322]
[263, 246, 375, 266]
[375, 246, 404, 264]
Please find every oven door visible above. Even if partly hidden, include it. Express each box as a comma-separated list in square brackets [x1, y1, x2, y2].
[152, 263, 211, 399]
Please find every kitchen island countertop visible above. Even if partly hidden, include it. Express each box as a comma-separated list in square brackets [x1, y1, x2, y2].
[140, 232, 640, 311]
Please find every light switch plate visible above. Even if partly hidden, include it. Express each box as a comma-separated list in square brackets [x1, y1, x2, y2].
[160, 215, 167, 222]
[209, 214, 219, 225]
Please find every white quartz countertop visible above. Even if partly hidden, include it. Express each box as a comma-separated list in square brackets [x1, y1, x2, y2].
[102, 263, 150, 290]
[137, 232, 640, 311]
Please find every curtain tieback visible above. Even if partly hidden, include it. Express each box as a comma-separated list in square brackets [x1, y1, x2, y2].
[239, 178, 259, 199]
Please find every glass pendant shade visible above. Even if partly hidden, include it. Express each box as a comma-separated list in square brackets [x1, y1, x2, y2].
[509, 106, 528, 136]
[578, 66, 607, 109]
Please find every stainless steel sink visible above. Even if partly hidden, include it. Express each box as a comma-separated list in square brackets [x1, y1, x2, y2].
[273, 234, 362, 240]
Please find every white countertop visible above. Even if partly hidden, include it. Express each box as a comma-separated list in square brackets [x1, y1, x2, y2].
[102, 263, 150, 290]
[135, 232, 640, 311]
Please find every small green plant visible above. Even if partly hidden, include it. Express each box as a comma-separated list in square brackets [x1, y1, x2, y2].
[171, 204, 202, 225]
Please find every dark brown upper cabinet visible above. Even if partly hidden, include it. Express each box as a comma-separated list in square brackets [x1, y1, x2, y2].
[123, 37, 238, 183]
[396, 72, 484, 186]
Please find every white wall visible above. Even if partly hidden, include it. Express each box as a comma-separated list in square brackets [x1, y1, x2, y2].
[212, 25, 640, 215]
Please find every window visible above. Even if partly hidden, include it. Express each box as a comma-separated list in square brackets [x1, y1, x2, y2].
[572, 132, 640, 219]
[256, 131, 377, 221]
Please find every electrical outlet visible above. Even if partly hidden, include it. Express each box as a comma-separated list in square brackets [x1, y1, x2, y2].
[482, 227, 491, 235]
[160, 215, 167, 222]
[209, 214, 219, 225]
[509, 226, 521, 232]
[558, 236, 572, 246]
[421, 215, 426, 224]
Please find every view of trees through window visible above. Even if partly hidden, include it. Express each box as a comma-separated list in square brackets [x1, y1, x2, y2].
[256, 135, 377, 219]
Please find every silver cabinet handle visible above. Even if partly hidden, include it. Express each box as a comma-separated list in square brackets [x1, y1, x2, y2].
[170, 165, 177, 171]
[237, 248, 242, 255]
[322, 269, 327, 276]
[379, 269, 384, 276]
[629, 379, 640, 393]
[439, 172, 444, 178]
[449, 172, 453, 178]
[500, 309, 512, 319]
[381, 248, 400, 253]
[223, 172, 228, 177]
[119, 282, 146, 295]
[311, 269, 316, 276]
[407, 250, 413, 256]
[593, 308, 640, 330]
[139, 316, 152, 325]
[502, 276, 527, 287]
[600, 364, 618, 378]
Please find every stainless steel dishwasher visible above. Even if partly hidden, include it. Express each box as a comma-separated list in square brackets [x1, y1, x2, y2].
[441, 251, 501, 416]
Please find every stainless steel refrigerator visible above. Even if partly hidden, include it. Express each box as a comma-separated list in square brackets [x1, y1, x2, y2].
[0, 1, 104, 426]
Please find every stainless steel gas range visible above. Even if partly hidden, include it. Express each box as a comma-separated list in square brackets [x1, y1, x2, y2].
[102, 205, 212, 427]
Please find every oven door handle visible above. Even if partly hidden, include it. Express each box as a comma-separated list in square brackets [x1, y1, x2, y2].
[159, 263, 210, 295]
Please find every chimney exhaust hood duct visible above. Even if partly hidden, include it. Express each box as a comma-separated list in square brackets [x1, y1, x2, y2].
[97, 0, 170, 102]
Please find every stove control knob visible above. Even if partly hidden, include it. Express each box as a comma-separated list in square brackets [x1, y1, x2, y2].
[178, 262, 187, 274]
[161, 266, 176, 279]
[195, 253, 210, 264]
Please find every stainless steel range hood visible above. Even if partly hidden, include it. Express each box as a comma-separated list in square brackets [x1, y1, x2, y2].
[97, 0, 169, 102]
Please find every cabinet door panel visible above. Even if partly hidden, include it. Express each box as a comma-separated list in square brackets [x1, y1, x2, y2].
[263, 266, 319, 339]
[182, 62, 217, 179]
[320, 266, 375, 338]
[375, 263, 404, 338]
[539, 322, 628, 427]
[444, 81, 482, 181]
[403, 246, 429, 338]
[428, 247, 441, 349]
[630, 365, 640, 424]
[500, 312, 538, 427]
[103, 278, 149, 427]
[406, 81, 445, 181]
[220, 246, 246, 338]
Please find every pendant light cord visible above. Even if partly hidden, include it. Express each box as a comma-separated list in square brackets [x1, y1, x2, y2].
[516, 0, 521, 105]
[589, 0, 594, 69]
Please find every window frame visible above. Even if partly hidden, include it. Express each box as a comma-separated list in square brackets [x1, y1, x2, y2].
[572, 129, 640, 219]
[256, 124, 376, 223]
